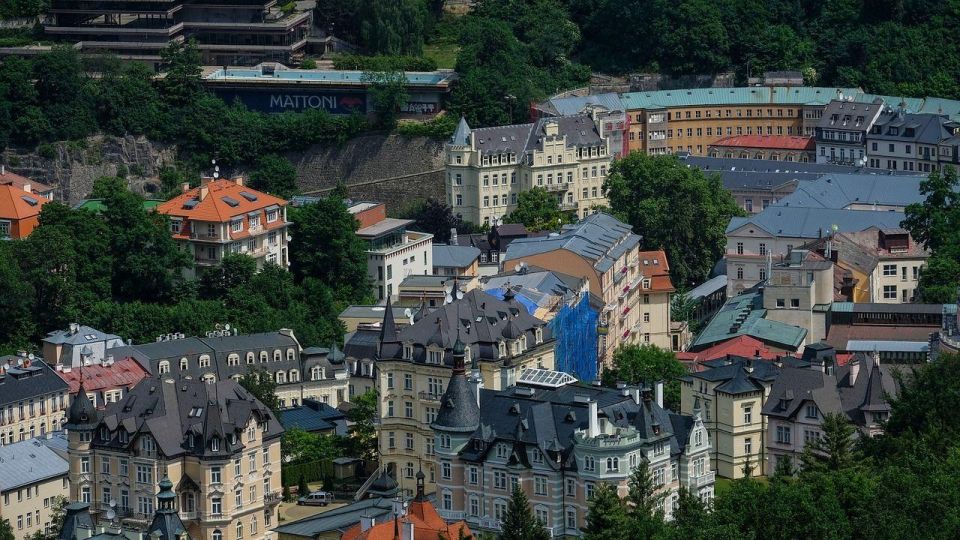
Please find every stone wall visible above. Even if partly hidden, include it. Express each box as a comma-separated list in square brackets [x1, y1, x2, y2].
[292, 132, 445, 205]
[1, 135, 177, 204]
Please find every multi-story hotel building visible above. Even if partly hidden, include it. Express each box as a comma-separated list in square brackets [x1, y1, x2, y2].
[504, 213, 681, 363]
[376, 290, 555, 494]
[0, 439, 69, 539]
[865, 109, 960, 173]
[445, 115, 614, 227]
[814, 98, 885, 165]
[157, 177, 290, 280]
[355, 215, 433, 304]
[0, 355, 70, 445]
[45, 0, 311, 67]
[65, 377, 284, 540]
[432, 358, 713, 536]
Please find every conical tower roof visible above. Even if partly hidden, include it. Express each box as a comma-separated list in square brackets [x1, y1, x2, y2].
[65, 382, 100, 430]
[432, 337, 479, 433]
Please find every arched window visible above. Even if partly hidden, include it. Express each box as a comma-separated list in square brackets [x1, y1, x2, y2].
[236, 520, 243, 540]
[202, 373, 216, 384]
[158, 361, 170, 375]
[246, 352, 255, 365]
[498, 342, 506, 358]
[199, 354, 211, 368]
[276, 372, 286, 384]
[180, 358, 188, 371]
[259, 351, 268, 363]
[311, 366, 322, 381]
[251, 516, 258, 535]
[211, 437, 220, 452]
[212, 530, 222, 540]
[286, 348, 296, 362]
[227, 354, 239, 367]
[273, 350, 281, 362]
[535, 328, 543, 344]
[289, 370, 299, 383]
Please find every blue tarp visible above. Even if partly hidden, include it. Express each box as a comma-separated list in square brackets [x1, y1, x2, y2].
[549, 294, 599, 382]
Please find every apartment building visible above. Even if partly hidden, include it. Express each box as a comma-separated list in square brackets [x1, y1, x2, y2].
[60, 477, 193, 540]
[724, 173, 922, 296]
[0, 182, 50, 239]
[46, 0, 311, 67]
[680, 355, 810, 478]
[445, 115, 613, 226]
[432, 244, 480, 278]
[707, 135, 815, 162]
[108, 329, 348, 408]
[533, 93, 630, 158]
[814, 98, 885, 165]
[503, 214, 680, 362]
[865, 109, 960, 172]
[376, 290, 555, 494]
[0, 355, 70, 445]
[42, 324, 125, 368]
[621, 87, 862, 155]
[687, 291, 807, 355]
[432, 360, 713, 536]
[763, 347, 898, 474]
[0, 439, 69, 539]
[801, 227, 929, 303]
[65, 377, 284, 540]
[761, 250, 835, 345]
[355, 213, 433, 303]
[450, 224, 534, 276]
[157, 177, 290, 279]
[58, 357, 150, 409]
[0, 167, 54, 200]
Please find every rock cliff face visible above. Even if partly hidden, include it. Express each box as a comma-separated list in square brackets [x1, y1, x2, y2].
[1, 136, 177, 204]
[0, 132, 445, 207]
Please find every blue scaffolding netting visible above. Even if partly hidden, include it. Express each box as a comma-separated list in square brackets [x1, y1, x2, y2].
[549, 293, 599, 382]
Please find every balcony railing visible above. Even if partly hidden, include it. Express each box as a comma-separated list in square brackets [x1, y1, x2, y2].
[190, 231, 223, 241]
[418, 391, 442, 402]
[688, 471, 716, 488]
[438, 510, 465, 521]
[264, 491, 283, 504]
[478, 518, 502, 531]
[544, 182, 569, 192]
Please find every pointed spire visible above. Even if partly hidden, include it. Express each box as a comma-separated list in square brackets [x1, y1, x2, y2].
[451, 116, 471, 145]
[66, 380, 99, 430]
[415, 461, 426, 501]
[452, 335, 466, 374]
[381, 297, 399, 344]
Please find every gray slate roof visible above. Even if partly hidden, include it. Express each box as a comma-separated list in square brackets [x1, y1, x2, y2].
[433, 244, 481, 268]
[459, 115, 605, 156]
[0, 438, 68, 492]
[869, 110, 956, 144]
[540, 93, 625, 116]
[278, 399, 348, 436]
[504, 212, 640, 273]
[690, 355, 810, 395]
[726, 206, 906, 238]
[43, 325, 122, 346]
[273, 497, 398, 538]
[0, 359, 70, 408]
[93, 377, 282, 459]
[775, 174, 928, 209]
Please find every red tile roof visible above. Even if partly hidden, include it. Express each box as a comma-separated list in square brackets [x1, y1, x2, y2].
[57, 358, 150, 396]
[157, 178, 287, 223]
[0, 183, 49, 220]
[677, 335, 779, 370]
[0, 169, 53, 195]
[710, 135, 815, 151]
[637, 250, 675, 292]
[341, 498, 472, 540]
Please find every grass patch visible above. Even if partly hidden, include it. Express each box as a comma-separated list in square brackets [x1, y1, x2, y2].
[423, 43, 459, 69]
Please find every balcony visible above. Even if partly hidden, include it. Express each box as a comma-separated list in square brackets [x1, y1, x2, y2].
[190, 231, 223, 242]
[478, 518, 502, 531]
[438, 510, 465, 521]
[264, 491, 283, 505]
[688, 471, 716, 488]
[559, 201, 578, 211]
[418, 391, 441, 402]
[544, 182, 569, 192]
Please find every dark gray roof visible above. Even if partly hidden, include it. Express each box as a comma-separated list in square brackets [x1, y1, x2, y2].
[278, 399, 347, 435]
[817, 98, 885, 132]
[94, 377, 282, 459]
[380, 289, 551, 367]
[450, 117, 471, 146]
[43, 325, 122, 346]
[432, 357, 480, 433]
[726, 206, 906, 238]
[65, 382, 100, 430]
[0, 439, 69, 492]
[273, 497, 397, 538]
[433, 244, 481, 268]
[60, 503, 95, 540]
[464, 115, 605, 156]
[454, 381, 693, 468]
[343, 328, 380, 364]
[868, 110, 956, 144]
[775, 174, 928, 210]
[691, 355, 810, 395]
[504, 213, 640, 273]
[0, 359, 69, 408]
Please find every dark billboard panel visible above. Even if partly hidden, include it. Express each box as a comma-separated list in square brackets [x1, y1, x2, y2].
[211, 87, 369, 114]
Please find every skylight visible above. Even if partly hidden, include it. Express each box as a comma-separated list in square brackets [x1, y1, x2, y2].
[20, 195, 38, 206]
[222, 196, 240, 207]
[239, 191, 258, 202]
[518, 368, 577, 388]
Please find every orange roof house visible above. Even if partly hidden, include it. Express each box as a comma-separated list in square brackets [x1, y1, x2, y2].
[0, 166, 54, 200]
[156, 177, 292, 277]
[341, 474, 473, 540]
[56, 356, 150, 409]
[0, 183, 50, 239]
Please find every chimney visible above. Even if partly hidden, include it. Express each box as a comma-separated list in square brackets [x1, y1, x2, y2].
[587, 400, 599, 438]
[360, 516, 375, 532]
[849, 357, 861, 386]
[871, 348, 880, 367]
[629, 387, 640, 405]
[1, 164, 4, 175]
[654, 381, 664, 408]
[403, 522, 414, 540]
[69, 323, 79, 335]
[469, 372, 483, 408]
[450, 228, 458, 245]
[234, 177, 244, 187]
[181, 182, 191, 194]
[23, 183, 30, 193]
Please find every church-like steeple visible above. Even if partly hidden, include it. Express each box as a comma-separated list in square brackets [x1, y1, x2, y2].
[432, 336, 480, 433]
[65, 381, 99, 431]
[380, 297, 399, 344]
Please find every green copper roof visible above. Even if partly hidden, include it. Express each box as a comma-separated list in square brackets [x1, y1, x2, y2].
[620, 87, 863, 110]
[691, 291, 807, 351]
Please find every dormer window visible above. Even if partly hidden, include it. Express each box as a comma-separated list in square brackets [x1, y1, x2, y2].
[427, 349, 443, 365]
[535, 328, 543, 345]
[403, 345, 413, 360]
[158, 361, 170, 375]
[498, 342, 506, 358]
[311, 366, 322, 381]
[211, 437, 220, 452]
[246, 352, 255, 364]
[99, 426, 110, 441]
[187, 433, 195, 447]
[118, 430, 129, 444]
[180, 358, 188, 371]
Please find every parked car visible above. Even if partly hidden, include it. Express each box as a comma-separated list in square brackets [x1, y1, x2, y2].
[297, 490, 331, 506]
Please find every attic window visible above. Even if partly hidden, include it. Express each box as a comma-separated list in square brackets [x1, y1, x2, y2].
[183, 199, 199, 209]
[189, 406, 204, 418]
[20, 195, 38, 206]
[211, 437, 220, 452]
[239, 191, 258, 202]
[221, 196, 240, 207]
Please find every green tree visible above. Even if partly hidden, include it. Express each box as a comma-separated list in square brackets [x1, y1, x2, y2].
[800, 412, 857, 473]
[0, 518, 13, 540]
[583, 482, 627, 540]
[238, 368, 281, 414]
[363, 71, 409, 129]
[602, 344, 687, 410]
[626, 461, 665, 538]
[250, 154, 299, 199]
[33, 45, 96, 141]
[199, 253, 257, 299]
[402, 197, 462, 243]
[95, 59, 164, 136]
[159, 40, 203, 107]
[604, 153, 744, 287]
[298, 475, 311, 497]
[282, 427, 344, 464]
[288, 196, 371, 303]
[357, 0, 427, 55]
[504, 187, 572, 232]
[345, 390, 379, 462]
[499, 486, 550, 540]
[0, 242, 34, 353]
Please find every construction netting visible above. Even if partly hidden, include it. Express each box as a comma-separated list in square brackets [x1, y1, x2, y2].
[549, 293, 599, 382]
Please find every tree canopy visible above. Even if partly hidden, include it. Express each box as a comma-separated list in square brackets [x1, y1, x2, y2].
[504, 187, 573, 232]
[601, 344, 687, 410]
[604, 152, 743, 287]
[902, 166, 960, 302]
[499, 486, 550, 540]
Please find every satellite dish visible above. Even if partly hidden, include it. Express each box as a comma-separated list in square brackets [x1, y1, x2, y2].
[514, 263, 522, 273]
[445, 294, 453, 304]
[106, 508, 116, 521]
[27, 353, 34, 360]
[224, 323, 231, 331]
[444, 284, 453, 294]
[456, 290, 464, 300]
[403, 308, 413, 318]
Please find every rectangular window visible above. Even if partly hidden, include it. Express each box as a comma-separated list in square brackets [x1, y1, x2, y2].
[744, 437, 753, 455]
[883, 285, 897, 299]
[790, 298, 800, 308]
[882, 264, 897, 276]
[776, 425, 791, 444]
[743, 406, 753, 424]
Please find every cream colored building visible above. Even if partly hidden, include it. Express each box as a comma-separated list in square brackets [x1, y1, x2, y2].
[65, 377, 284, 540]
[680, 357, 803, 479]
[0, 355, 70, 445]
[0, 439, 69, 538]
[503, 214, 682, 364]
[762, 250, 835, 346]
[445, 115, 614, 227]
[376, 291, 555, 494]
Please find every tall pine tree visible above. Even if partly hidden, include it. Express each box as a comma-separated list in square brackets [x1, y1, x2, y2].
[499, 486, 549, 540]
[583, 483, 627, 540]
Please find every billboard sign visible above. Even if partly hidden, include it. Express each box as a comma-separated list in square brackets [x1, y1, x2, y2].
[211, 87, 369, 114]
